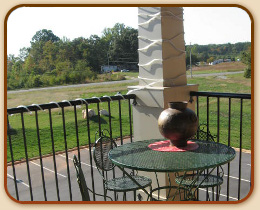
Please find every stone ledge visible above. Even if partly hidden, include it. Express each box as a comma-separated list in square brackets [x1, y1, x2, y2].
[128, 84, 198, 109]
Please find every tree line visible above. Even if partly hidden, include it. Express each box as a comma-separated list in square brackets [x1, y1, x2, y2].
[7, 23, 251, 90]
[185, 42, 251, 65]
[7, 23, 138, 90]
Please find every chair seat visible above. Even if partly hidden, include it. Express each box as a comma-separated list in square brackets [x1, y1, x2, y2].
[175, 174, 223, 188]
[105, 175, 152, 192]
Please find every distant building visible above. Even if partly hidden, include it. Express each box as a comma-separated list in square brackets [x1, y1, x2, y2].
[224, 59, 231, 62]
[210, 59, 224, 65]
[209, 58, 232, 65]
[101, 65, 118, 73]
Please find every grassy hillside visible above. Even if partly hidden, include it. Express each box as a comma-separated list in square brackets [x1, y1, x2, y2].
[7, 71, 252, 162]
[191, 61, 246, 72]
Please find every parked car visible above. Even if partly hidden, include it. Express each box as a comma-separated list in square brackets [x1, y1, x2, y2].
[121, 69, 129, 72]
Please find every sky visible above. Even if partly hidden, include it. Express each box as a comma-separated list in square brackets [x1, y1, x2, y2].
[7, 6, 251, 57]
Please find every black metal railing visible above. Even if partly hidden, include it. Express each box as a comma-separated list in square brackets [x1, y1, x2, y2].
[6, 94, 136, 201]
[190, 91, 252, 201]
[6, 91, 252, 202]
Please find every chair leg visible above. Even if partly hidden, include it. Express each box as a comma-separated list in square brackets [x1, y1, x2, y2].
[150, 185, 152, 201]
[146, 185, 152, 201]
[104, 189, 108, 201]
[133, 190, 136, 201]
[216, 185, 221, 201]
[115, 192, 118, 201]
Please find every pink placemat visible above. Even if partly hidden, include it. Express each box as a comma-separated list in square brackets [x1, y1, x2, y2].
[148, 140, 199, 152]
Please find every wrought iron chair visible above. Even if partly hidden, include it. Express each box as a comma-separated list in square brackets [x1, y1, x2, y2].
[73, 155, 113, 201]
[93, 130, 152, 201]
[175, 124, 224, 201]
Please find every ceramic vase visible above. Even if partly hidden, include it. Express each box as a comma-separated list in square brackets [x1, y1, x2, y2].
[158, 101, 198, 147]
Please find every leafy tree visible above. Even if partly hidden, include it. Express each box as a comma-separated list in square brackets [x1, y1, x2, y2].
[26, 75, 43, 88]
[241, 46, 251, 78]
[18, 47, 29, 61]
[7, 54, 16, 72]
[55, 60, 73, 75]
[186, 53, 199, 68]
[198, 52, 209, 62]
[102, 23, 138, 69]
[29, 29, 60, 66]
[31, 29, 60, 44]
[39, 40, 58, 72]
[86, 35, 107, 72]
[207, 56, 215, 63]
[241, 49, 251, 66]
[7, 25, 251, 90]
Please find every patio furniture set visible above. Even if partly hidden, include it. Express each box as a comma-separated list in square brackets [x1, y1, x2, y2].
[73, 124, 236, 201]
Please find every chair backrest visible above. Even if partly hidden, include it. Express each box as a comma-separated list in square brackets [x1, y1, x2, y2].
[93, 133, 117, 172]
[192, 124, 216, 142]
[73, 155, 91, 201]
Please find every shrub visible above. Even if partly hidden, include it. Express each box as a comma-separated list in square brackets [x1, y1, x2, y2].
[244, 66, 251, 78]
[117, 75, 126, 80]
[25, 74, 43, 88]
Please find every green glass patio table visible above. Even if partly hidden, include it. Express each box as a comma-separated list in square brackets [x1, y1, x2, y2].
[108, 139, 236, 200]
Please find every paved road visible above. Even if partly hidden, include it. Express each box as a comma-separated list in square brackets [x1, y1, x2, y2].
[6, 139, 251, 202]
[7, 79, 138, 94]
[7, 71, 244, 94]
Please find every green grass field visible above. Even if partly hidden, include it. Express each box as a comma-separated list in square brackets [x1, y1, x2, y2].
[188, 73, 251, 150]
[7, 72, 252, 162]
[7, 89, 132, 162]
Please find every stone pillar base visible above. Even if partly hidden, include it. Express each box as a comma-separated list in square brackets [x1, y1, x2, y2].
[129, 84, 198, 141]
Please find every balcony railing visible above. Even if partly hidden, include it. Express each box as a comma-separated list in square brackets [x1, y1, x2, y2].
[6, 92, 252, 202]
[190, 91, 252, 201]
[6, 94, 136, 201]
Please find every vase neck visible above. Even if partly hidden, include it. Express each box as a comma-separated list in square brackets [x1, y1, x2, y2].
[168, 102, 188, 110]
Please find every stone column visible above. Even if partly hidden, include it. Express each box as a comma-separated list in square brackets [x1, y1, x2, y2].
[128, 7, 198, 200]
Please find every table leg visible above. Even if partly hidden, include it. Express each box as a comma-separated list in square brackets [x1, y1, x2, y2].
[149, 172, 189, 201]
[175, 170, 205, 200]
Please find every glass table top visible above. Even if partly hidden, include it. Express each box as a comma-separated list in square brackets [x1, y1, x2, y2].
[109, 139, 236, 172]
